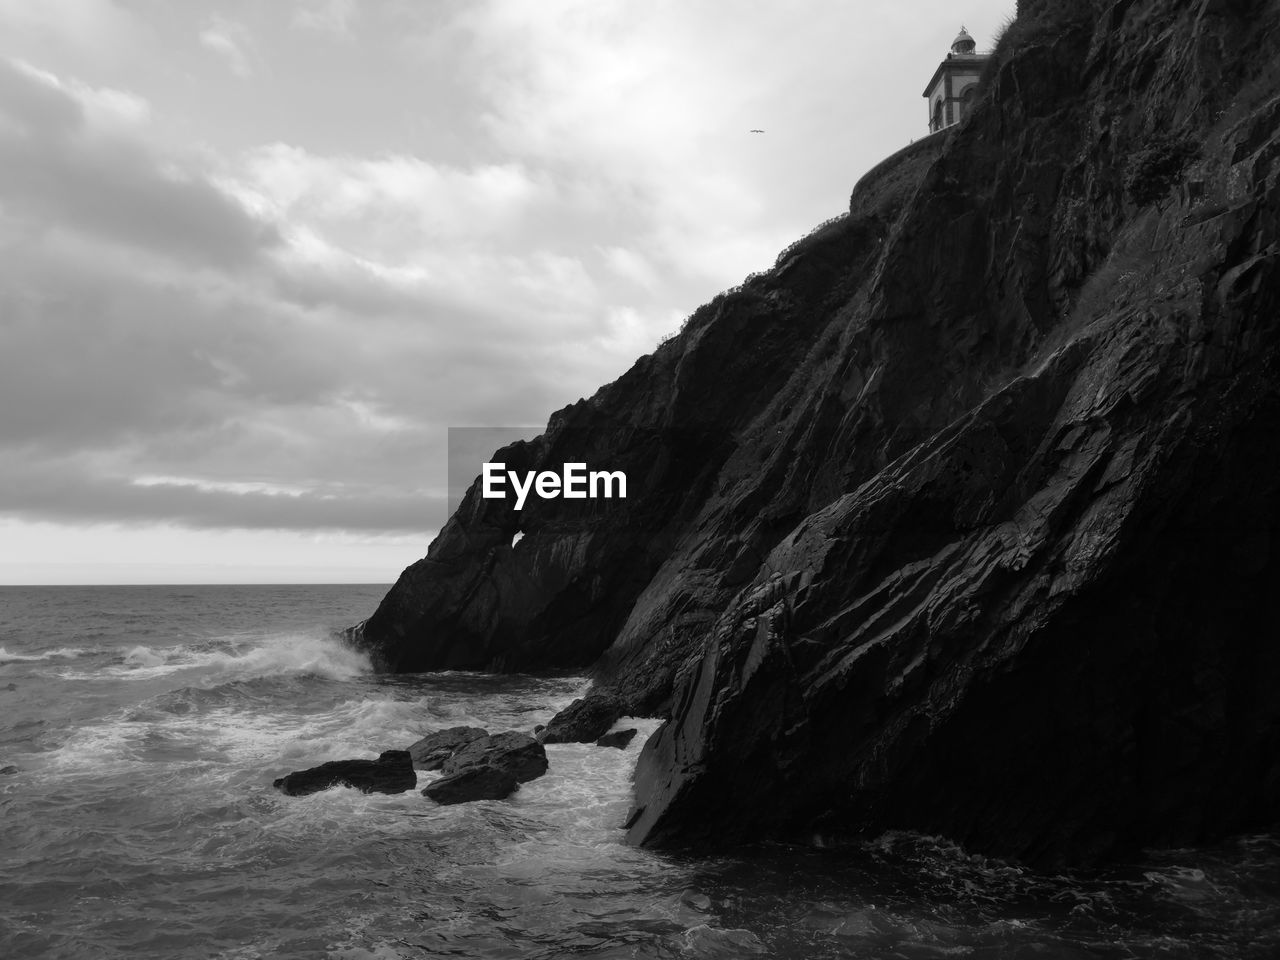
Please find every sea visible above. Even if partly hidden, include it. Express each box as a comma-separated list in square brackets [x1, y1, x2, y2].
[1, 584, 1278, 959]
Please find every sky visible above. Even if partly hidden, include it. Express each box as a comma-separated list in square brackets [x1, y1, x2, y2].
[0, 0, 1011, 585]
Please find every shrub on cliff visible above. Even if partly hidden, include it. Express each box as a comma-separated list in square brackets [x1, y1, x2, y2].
[981, 0, 1097, 86]
[1124, 135, 1198, 207]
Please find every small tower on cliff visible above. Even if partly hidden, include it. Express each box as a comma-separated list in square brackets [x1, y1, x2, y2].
[922, 26, 990, 133]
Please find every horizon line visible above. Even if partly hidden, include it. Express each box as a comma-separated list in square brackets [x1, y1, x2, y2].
[0, 581, 396, 588]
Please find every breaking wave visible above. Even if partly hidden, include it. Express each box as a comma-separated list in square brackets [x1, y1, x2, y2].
[58, 630, 371, 683]
[0, 646, 90, 664]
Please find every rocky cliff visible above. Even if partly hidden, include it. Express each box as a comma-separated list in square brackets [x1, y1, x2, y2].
[353, 0, 1280, 867]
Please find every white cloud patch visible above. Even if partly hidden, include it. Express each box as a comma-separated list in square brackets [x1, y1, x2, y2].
[293, 0, 358, 36]
[0, 0, 144, 62]
[10, 58, 150, 131]
[0, 56, 645, 540]
[240, 145, 548, 251]
[0, 58, 278, 265]
[199, 15, 254, 78]
[601, 246, 660, 291]
[448, 0, 785, 277]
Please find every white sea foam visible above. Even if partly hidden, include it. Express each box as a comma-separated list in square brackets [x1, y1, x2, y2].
[60, 630, 371, 683]
[38, 692, 423, 779]
[0, 646, 90, 663]
[221, 631, 371, 681]
[494, 716, 664, 850]
[123, 645, 167, 668]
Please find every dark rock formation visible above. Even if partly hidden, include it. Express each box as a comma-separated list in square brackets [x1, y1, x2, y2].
[1, 765, 18, 775]
[442, 731, 548, 783]
[352, 0, 1280, 866]
[597, 729, 639, 749]
[423, 765, 519, 804]
[273, 750, 416, 797]
[407, 725, 488, 770]
[539, 694, 625, 744]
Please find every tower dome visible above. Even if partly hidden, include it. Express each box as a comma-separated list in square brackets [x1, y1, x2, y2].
[951, 26, 976, 55]
[923, 24, 991, 133]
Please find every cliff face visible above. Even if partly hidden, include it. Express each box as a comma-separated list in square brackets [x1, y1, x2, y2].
[355, 0, 1280, 866]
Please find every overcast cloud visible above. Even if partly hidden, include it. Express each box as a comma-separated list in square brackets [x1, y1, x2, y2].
[0, 0, 1011, 582]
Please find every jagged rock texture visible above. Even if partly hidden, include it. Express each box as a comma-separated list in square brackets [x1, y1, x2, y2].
[441, 732, 549, 783]
[423, 766, 519, 805]
[273, 750, 417, 797]
[538, 693, 625, 744]
[354, 0, 1280, 866]
[407, 725, 488, 771]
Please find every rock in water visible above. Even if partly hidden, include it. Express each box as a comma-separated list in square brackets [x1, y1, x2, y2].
[407, 726, 488, 770]
[349, 0, 1280, 867]
[679, 889, 712, 912]
[273, 750, 416, 797]
[442, 732, 548, 783]
[539, 694, 624, 744]
[596, 729, 638, 749]
[423, 765, 519, 804]
[1, 765, 18, 775]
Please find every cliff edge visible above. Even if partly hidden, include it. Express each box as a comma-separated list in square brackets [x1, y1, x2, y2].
[353, 0, 1280, 866]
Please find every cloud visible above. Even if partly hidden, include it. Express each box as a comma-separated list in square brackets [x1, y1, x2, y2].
[0, 7, 838, 543]
[199, 16, 254, 78]
[0, 2, 1017, 577]
[3, 457, 445, 533]
[601, 246, 661, 291]
[0, 59, 279, 266]
[0, 0, 144, 62]
[239, 144, 549, 251]
[293, 0, 358, 36]
[0, 59, 606, 537]
[7, 59, 149, 131]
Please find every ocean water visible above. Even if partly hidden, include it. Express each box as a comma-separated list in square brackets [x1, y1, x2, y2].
[1, 585, 1278, 959]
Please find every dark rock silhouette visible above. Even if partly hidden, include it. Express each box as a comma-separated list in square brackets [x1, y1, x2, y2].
[539, 694, 624, 744]
[442, 732, 548, 783]
[408, 726, 488, 770]
[597, 729, 639, 749]
[273, 750, 416, 797]
[423, 765, 519, 804]
[351, 0, 1280, 866]
[1, 765, 18, 775]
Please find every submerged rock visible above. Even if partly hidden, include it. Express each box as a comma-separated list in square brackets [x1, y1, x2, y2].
[423, 765, 519, 804]
[273, 749, 416, 797]
[442, 731, 547, 783]
[407, 725, 488, 770]
[1, 765, 18, 775]
[539, 694, 624, 744]
[679, 890, 712, 912]
[596, 729, 638, 749]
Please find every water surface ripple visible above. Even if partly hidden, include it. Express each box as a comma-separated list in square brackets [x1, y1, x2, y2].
[1, 585, 1277, 958]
